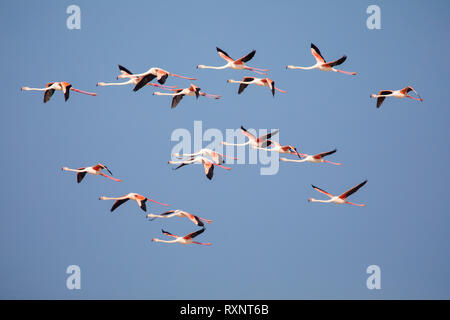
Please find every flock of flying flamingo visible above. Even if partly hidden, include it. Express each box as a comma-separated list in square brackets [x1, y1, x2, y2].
[21, 43, 423, 246]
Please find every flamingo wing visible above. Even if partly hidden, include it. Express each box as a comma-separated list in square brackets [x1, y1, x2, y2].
[240, 126, 257, 142]
[156, 70, 169, 84]
[171, 92, 185, 109]
[101, 164, 113, 175]
[173, 162, 189, 170]
[257, 129, 279, 143]
[236, 50, 256, 63]
[314, 149, 337, 159]
[269, 80, 275, 97]
[204, 162, 214, 180]
[192, 215, 204, 227]
[62, 83, 72, 101]
[76, 169, 87, 183]
[118, 65, 133, 75]
[376, 90, 392, 108]
[194, 87, 201, 99]
[159, 210, 176, 216]
[139, 199, 147, 212]
[162, 229, 178, 238]
[338, 180, 367, 199]
[402, 86, 418, 95]
[216, 47, 234, 62]
[184, 227, 205, 240]
[312, 185, 334, 198]
[324, 55, 347, 67]
[43, 82, 55, 103]
[111, 198, 129, 212]
[133, 74, 157, 92]
[311, 43, 326, 63]
[238, 77, 254, 94]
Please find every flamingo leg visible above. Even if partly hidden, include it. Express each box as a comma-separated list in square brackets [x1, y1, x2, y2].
[70, 88, 97, 96]
[275, 87, 287, 93]
[147, 198, 170, 206]
[213, 163, 231, 170]
[244, 67, 268, 75]
[170, 74, 197, 80]
[406, 95, 423, 101]
[333, 69, 357, 76]
[345, 201, 366, 207]
[192, 241, 212, 246]
[150, 83, 177, 89]
[323, 160, 342, 166]
[200, 92, 221, 99]
[198, 217, 212, 224]
[100, 173, 122, 182]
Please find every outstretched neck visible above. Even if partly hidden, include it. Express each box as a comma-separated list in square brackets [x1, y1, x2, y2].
[287, 65, 316, 70]
[309, 198, 332, 203]
[152, 239, 177, 244]
[197, 64, 228, 70]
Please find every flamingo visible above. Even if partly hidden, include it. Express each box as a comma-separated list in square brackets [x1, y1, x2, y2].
[286, 43, 357, 75]
[255, 140, 301, 158]
[227, 77, 287, 96]
[147, 210, 212, 227]
[97, 65, 176, 89]
[197, 47, 269, 75]
[21, 82, 97, 103]
[152, 228, 211, 246]
[280, 149, 342, 165]
[308, 180, 367, 206]
[168, 156, 231, 180]
[99, 193, 169, 212]
[62, 163, 122, 183]
[153, 84, 221, 109]
[117, 66, 196, 91]
[173, 148, 238, 165]
[370, 86, 423, 108]
[222, 126, 279, 149]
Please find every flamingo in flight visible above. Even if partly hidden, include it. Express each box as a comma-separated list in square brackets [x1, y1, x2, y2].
[173, 148, 238, 165]
[99, 193, 169, 212]
[168, 156, 231, 180]
[222, 126, 279, 149]
[152, 228, 211, 246]
[147, 210, 212, 227]
[153, 84, 221, 109]
[97, 65, 176, 89]
[280, 149, 342, 165]
[308, 180, 367, 206]
[62, 163, 122, 183]
[117, 66, 196, 92]
[21, 82, 97, 103]
[255, 140, 301, 158]
[370, 86, 423, 108]
[286, 43, 357, 75]
[197, 47, 269, 75]
[227, 77, 287, 96]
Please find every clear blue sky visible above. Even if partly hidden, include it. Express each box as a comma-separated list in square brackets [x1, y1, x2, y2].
[1, 0, 449, 299]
